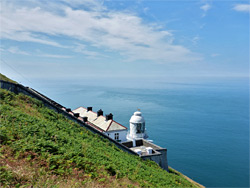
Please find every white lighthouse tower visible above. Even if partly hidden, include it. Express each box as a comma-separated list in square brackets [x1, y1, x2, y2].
[127, 110, 148, 143]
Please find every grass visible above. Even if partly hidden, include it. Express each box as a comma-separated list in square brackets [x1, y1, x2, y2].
[0, 87, 200, 187]
[0, 73, 17, 84]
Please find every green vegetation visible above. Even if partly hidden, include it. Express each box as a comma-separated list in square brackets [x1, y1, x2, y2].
[0, 87, 199, 187]
[0, 73, 17, 84]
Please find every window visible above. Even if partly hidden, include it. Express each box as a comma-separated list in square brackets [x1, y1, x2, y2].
[141, 122, 145, 133]
[136, 123, 145, 133]
[136, 123, 141, 133]
[114, 133, 119, 140]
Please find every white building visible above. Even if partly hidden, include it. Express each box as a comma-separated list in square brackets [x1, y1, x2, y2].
[73, 107, 127, 142]
[127, 110, 148, 145]
[73, 107, 168, 171]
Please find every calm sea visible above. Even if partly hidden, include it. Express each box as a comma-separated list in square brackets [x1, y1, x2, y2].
[38, 78, 249, 187]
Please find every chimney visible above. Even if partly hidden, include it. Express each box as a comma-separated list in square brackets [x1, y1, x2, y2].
[66, 108, 71, 112]
[97, 109, 103, 117]
[74, 113, 80, 118]
[87, 107, 92, 112]
[82, 116, 88, 122]
[105, 113, 113, 121]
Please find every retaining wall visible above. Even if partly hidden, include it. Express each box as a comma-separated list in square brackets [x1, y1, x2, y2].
[122, 139, 168, 171]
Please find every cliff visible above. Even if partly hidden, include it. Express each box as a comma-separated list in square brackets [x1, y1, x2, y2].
[0, 74, 203, 187]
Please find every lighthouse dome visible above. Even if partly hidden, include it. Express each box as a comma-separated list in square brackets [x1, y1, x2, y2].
[130, 111, 145, 123]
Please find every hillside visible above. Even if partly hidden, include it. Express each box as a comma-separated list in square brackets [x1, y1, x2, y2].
[0, 73, 17, 84]
[0, 79, 200, 187]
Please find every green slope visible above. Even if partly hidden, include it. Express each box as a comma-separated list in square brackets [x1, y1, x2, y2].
[0, 73, 17, 84]
[0, 87, 199, 187]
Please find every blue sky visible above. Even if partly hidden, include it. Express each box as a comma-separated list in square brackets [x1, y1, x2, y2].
[0, 0, 249, 87]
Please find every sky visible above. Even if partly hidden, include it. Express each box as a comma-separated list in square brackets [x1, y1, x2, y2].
[0, 0, 249, 88]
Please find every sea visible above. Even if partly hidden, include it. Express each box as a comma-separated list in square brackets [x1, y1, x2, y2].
[37, 77, 249, 187]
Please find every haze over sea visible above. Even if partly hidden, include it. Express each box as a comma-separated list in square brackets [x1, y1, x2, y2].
[36, 77, 249, 187]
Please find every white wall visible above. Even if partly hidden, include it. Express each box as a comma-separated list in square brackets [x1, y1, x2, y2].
[104, 130, 127, 142]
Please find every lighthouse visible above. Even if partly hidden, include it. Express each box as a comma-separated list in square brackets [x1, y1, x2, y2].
[127, 110, 148, 143]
